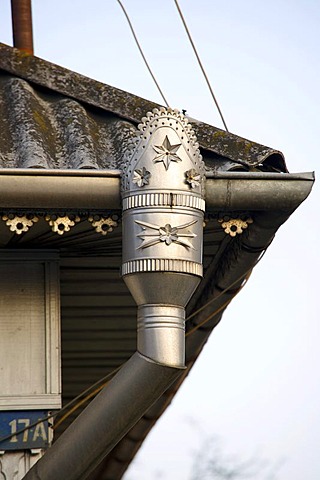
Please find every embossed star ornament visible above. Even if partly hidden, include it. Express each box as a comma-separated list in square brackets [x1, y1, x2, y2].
[153, 135, 182, 170]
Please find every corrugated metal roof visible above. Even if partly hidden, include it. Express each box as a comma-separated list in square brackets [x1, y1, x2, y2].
[0, 42, 287, 173]
[0, 74, 136, 170]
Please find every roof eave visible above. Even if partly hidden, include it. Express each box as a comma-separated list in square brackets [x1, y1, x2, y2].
[0, 42, 288, 171]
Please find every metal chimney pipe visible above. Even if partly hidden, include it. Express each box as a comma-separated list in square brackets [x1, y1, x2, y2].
[11, 0, 34, 55]
[23, 109, 205, 480]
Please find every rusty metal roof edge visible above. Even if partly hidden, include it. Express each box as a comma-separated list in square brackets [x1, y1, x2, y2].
[0, 43, 287, 169]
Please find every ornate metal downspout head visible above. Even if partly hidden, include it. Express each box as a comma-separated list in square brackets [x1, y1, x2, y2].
[121, 108, 205, 367]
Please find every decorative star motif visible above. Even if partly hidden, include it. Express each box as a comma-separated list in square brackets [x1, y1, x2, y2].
[185, 168, 201, 189]
[132, 167, 151, 187]
[153, 136, 182, 170]
[135, 219, 197, 250]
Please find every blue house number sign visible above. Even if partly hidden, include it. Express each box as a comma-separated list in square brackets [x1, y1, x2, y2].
[0, 411, 49, 450]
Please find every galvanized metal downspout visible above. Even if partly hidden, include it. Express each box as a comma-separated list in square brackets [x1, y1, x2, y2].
[23, 354, 181, 480]
[23, 108, 205, 480]
[121, 108, 205, 368]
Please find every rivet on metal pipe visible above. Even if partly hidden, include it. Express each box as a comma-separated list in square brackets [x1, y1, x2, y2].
[121, 107, 206, 368]
[11, 0, 34, 55]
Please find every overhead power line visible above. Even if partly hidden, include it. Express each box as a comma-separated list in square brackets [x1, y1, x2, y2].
[173, 0, 229, 132]
[116, 0, 228, 130]
[116, 0, 170, 107]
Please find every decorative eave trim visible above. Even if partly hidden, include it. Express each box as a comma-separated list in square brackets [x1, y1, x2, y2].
[0, 213, 120, 236]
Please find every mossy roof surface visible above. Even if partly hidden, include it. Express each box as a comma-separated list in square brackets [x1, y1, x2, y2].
[0, 43, 287, 172]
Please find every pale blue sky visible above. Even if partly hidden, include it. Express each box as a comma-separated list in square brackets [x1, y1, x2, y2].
[1, 1, 318, 479]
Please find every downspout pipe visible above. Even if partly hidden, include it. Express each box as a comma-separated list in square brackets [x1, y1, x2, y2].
[24, 108, 206, 479]
[24, 353, 182, 480]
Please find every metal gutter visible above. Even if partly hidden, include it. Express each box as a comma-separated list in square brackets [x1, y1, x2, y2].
[205, 171, 314, 211]
[0, 169, 121, 210]
[0, 168, 122, 176]
[0, 169, 314, 211]
[206, 171, 313, 180]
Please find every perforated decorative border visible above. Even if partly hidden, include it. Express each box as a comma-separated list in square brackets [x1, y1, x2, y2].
[121, 107, 205, 192]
